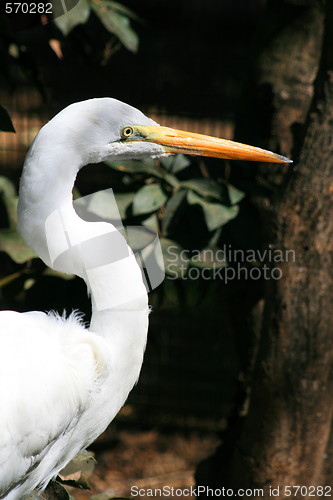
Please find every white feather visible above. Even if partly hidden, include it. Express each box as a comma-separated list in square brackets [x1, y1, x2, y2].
[0, 99, 158, 499]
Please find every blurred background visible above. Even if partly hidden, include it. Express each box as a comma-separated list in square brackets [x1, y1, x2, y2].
[2, 0, 326, 498]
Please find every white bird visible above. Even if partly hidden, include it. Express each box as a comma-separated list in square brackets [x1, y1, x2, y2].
[0, 98, 290, 499]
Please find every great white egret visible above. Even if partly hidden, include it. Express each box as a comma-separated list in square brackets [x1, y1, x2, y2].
[0, 98, 290, 499]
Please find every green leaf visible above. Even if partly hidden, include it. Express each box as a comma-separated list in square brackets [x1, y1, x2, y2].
[106, 159, 180, 188]
[142, 213, 159, 232]
[124, 225, 157, 253]
[74, 189, 133, 223]
[59, 450, 95, 490]
[161, 189, 186, 235]
[190, 247, 227, 269]
[209, 227, 222, 247]
[114, 192, 135, 218]
[180, 178, 228, 202]
[187, 191, 239, 231]
[132, 184, 167, 215]
[54, 0, 90, 36]
[0, 230, 36, 263]
[0, 176, 18, 228]
[43, 268, 75, 280]
[160, 237, 188, 278]
[8, 44, 20, 59]
[226, 183, 245, 205]
[90, 0, 139, 52]
[80, 189, 117, 219]
[0, 105, 15, 132]
[105, 0, 142, 22]
[160, 154, 190, 174]
[60, 451, 95, 476]
[106, 158, 156, 175]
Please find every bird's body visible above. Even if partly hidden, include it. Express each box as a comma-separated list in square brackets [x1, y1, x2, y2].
[0, 308, 148, 498]
[0, 98, 290, 499]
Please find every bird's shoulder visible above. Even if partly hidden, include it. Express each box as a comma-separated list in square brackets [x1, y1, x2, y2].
[0, 310, 108, 494]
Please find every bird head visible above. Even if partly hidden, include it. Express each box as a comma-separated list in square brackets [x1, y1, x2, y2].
[45, 98, 291, 166]
[19, 98, 291, 277]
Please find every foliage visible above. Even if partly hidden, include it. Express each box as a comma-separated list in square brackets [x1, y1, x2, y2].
[17, 450, 132, 499]
[0, 94, 245, 291]
[106, 155, 245, 277]
[0, 176, 35, 264]
[0, 152, 245, 310]
[0, 1, 246, 308]
[0, 106, 15, 132]
[54, 0, 140, 52]
[0, 173, 75, 309]
[0, 0, 141, 306]
[0, 0, 140, 94]
[0, 3, 246, 497]
[58, 450, 96, 490]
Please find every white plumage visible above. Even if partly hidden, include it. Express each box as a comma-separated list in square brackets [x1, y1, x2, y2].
[0, 99, 155, 499]
[0, 98, 289, 498]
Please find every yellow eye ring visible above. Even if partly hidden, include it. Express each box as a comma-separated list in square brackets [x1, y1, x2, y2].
[121, 126, 134, 139]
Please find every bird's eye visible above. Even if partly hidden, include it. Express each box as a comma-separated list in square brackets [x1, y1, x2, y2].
[121, 126, 134, 139]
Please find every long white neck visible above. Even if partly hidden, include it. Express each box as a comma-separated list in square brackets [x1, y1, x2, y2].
[18, 134, 148, 340]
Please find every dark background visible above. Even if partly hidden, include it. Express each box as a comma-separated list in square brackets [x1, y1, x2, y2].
[0, 0, 269, 429]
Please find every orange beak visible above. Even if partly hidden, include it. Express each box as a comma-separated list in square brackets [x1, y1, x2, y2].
[134, 125, 291, 163]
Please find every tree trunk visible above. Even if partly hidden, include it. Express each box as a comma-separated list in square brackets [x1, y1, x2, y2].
[204, 0, 333, 496]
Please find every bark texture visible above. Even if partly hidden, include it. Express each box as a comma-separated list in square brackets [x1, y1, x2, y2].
[229, 0, 333, 493]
